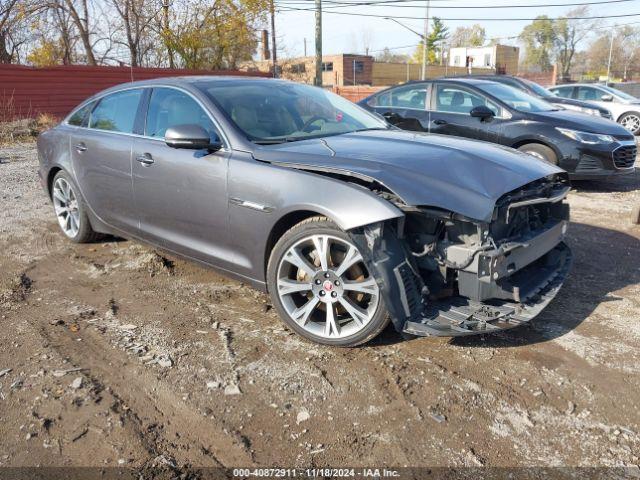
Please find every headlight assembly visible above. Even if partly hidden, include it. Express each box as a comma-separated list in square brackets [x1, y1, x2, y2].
[556, 127, 614, 145]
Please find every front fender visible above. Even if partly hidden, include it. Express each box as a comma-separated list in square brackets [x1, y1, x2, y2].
[227, 156, 404, 284]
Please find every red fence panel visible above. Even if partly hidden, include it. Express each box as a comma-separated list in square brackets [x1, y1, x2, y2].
[0, 64, 270, 120]
[332, 85, 384, 103]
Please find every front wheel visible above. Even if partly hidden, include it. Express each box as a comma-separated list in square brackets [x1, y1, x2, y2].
[517, 143, 558, 165]
[267, 217, 389, 347]
[618, 112, 640, 135]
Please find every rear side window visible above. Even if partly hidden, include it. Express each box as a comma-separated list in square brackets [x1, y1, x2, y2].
[145, 88, 217, 138]
[89, 89, 143, 133]
[68, 102, 94, 127]
[552, 86, 575, 99]
[376, 84, 428, 109]
[434, 84, 500, 115]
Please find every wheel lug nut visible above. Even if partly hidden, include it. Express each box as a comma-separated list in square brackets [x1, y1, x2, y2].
[319, 290, 325, 296]
[315, 279, 321, 285]
[324, 272, 330, 278]
[334, 280, 340, 286]
[331, 291, 337, 298]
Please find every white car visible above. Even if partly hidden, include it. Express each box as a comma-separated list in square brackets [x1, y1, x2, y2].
[549, 83, 640, 135]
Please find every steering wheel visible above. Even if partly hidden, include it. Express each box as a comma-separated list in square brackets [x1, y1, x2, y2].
[301, 115, 331, 132]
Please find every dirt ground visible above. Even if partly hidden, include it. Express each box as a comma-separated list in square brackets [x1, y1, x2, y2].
[1, 142, 639, 475]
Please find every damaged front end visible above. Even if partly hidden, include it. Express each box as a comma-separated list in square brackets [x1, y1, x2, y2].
[351, 174, 572, 337]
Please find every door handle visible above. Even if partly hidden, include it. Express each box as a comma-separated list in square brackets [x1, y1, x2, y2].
[74, 143, 87, 152]
[433, 119, 447, 125]
[136, 153, 154, 166]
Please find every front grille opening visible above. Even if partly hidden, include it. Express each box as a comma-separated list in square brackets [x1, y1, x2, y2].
[613, 145, 637, 169]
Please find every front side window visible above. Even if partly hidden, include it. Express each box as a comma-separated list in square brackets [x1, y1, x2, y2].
[376, 84, 428, 110]
[435, 84, 500, 115]
[576, 86, 602, 102]
[68, 102, 94, 127]
[89, 89, 143, 133]
[145, 87, 217, 139]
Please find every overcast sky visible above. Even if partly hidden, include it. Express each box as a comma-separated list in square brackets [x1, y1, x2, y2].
[270, 0, 640, 58]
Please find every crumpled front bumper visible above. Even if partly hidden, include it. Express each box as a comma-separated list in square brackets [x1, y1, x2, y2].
[402, 242, 572, 337]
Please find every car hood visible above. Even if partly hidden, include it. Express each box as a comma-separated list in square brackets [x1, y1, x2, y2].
[253, 130, 564, 222]
[529, 109, 631, 135]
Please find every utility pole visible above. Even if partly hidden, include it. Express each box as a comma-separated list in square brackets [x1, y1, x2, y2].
[606, 26, 615, 83]
[270, 0, 278, 77]
[421, 0, 430, 80]
[162, 0, 175, 69]
[304, 38, 307, 57]
[314, 0, 322, 87]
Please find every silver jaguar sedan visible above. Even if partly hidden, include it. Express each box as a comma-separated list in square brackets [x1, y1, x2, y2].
[37, 77, 572, 346]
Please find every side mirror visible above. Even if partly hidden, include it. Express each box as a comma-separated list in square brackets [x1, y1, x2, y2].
[470, 105, 495, 120]
[382, 111, 404, 125]
[600, 94, 614, 102]
[165, 124, 222, 151]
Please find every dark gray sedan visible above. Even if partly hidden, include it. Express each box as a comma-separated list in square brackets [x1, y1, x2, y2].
[37, 77, 571, 346]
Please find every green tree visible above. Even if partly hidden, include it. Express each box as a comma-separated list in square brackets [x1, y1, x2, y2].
[519, 15, 556, 71]
[161, 0, 269, 70]
[375, 47, 409, 63]
[413, 17, 449, 65]
[26, 39, 65, 66]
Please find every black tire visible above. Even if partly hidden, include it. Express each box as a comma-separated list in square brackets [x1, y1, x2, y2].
[51, 170, 101, 243]
[267, 216, 389, 347]
[517, 143, 558, 165]
[618, 112, 640, 135]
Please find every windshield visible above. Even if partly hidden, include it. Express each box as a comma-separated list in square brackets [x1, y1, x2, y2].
[522, 78, 555, 97]
[598, 84, 638, 101]
[197, 81, 388, 143]
[476, 82, 557, 112]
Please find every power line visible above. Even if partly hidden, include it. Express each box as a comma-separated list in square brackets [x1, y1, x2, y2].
[276, 6, 640, 21]
[275, 0, 635, 9]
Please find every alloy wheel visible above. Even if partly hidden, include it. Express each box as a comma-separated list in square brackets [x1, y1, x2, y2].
[52, 177, 80, 238]
[276, 234, 380, 340]
[621, 114, 640, 133]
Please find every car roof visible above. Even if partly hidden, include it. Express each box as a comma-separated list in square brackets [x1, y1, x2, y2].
[403, 77, 500, 86]
[550, 83, 604, 87]
[81, 76, 299, 103]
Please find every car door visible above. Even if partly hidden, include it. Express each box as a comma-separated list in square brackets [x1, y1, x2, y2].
[371, 83, 430, 131]
[131, 86, 232, 268]
[428, 83, 502, 141]
[69, 88, 144, 233]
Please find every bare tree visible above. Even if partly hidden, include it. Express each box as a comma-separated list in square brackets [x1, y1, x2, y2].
[110, 0, 158, 66]
[554, 6, 599, 80]
[50, 0, 97, 64]
[0, 0, 40, 63]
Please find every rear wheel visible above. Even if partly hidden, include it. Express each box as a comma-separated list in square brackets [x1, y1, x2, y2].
[267, 217, 388, 347]
[619, 112, 640, 135]
[51, 171, 100, 243]
[517, 143, 558, 165]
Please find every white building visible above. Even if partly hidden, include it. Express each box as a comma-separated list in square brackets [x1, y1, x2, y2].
[448, 45, 519, 74]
